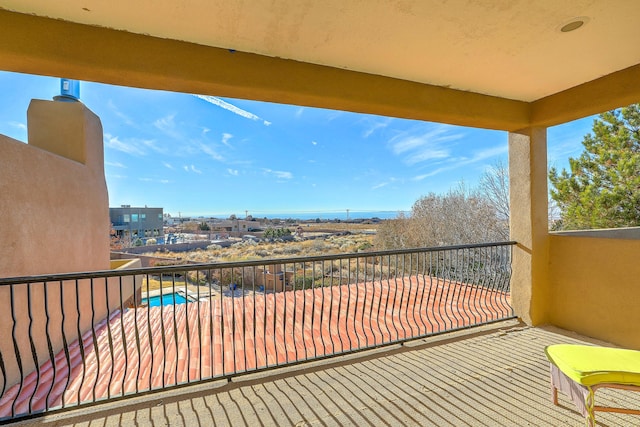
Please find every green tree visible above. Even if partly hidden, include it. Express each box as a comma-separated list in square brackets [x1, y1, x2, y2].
[549, 104, 640, 230]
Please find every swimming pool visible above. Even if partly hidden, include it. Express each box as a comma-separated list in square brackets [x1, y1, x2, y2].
[142, 292, 188, 307]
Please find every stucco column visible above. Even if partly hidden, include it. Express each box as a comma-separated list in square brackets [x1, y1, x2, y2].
[509, 127, 549, 325]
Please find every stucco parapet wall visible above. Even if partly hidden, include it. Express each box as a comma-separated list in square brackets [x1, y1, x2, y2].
[550, 227, 640, 240]
[0, 98, 109, 277]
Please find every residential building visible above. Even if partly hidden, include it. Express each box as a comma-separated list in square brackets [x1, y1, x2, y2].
[110, 205, 164, 243]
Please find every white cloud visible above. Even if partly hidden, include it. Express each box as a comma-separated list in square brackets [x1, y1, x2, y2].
[363, 119, 390, 138]
[263, 168, 293, 180]
[221, 133, 233, 147]
[200, 143, 224, 161]
[138, 177, 171, 184]
[8, 121, 27, 131]
[184, 164, 202, 174]
[153, 114, 183, 140]
[404, 146, 451, 165]
[104, 133, 146, 156]
[163, 162, 174, 170]
[227, 168, 239, 176]
[194, 95, 272, 126]
[372, 182, 388, 190]
[154, 114, 175, 131]
[105, 161, 127, 168]
[389, 125, 465, 166]
[295, 107, 305, 118]
[311, 141, 318, 146]
[411, 144, 508, 181]
[107, 100, 136, 127]
[141, 139, 167, 154]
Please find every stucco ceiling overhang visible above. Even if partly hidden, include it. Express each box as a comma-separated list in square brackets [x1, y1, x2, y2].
[0, 1, 639, 130]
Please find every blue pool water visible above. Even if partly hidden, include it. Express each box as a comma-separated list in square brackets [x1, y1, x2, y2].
[143, 292, 188, 307]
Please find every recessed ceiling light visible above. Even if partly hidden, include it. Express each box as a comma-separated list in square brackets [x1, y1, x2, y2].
[559, 17, 589, 33]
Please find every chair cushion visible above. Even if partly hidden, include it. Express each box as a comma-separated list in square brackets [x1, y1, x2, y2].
[545, 344, 640, 387]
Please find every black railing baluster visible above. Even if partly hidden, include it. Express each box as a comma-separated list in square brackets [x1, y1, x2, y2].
[230, 269, 236, 374]
[345, 258, 353, 352]
[118, 277, 128, 397]
[74, 279, 86, 407]
[241, 268, 247, 373]
[172, 273, 179, 385]
[261, 267, 268, 368]
[158, 275, 167, 389]
[219, 267, 226, 376]
[104, 277, 114, 401]
[252, 266, 257, 372]
[145, 274, 154, 393]
[132, 274, 141, 395]
[208, 269, 214, 379]
[366, 256, 375, 346]
[454, 249, 467, 328]
[354, 256, 363, 350]
[309, 262, 317, 359]
[0, 342, 6, 408]
[298, 264, 308, 361]
[59, 280, 72, 408]
[183, 269, 191, 385]
[26, 282, 39, 415]
[378, 256, 389, 345]
[47, 279, 60, 409]
[196, 269, 202, 382]
[327, 259, 335, 356]
[10, 284, 23, 418]
[89, 279, 99, 404]
[416, 252, 429, 335]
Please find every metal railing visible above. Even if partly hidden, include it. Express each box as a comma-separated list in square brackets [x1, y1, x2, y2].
[0, 241, 515, 422]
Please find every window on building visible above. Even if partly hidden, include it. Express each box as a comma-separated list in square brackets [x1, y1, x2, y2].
[123, 214, 130, 223]
[132, 214, 139, 222]
[158, 214, 163, 220]
[141, 213, 146, 221]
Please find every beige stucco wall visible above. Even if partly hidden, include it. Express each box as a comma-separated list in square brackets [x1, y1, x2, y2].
[0, 99, 109, 277]
[508, 128, 550, 325]
[0, 99, 117, 391]
[548, 230, 640, 350]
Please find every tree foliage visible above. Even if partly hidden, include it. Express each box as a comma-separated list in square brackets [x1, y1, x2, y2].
[263, 227, 292, 239]
[375, 183, 508, 250]
[549, 104, 640, 230]
[478, 158, 510, 222]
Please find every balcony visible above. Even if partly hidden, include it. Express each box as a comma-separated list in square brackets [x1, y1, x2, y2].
[0, 242, 522, 423]
[2, 5, 640, 425]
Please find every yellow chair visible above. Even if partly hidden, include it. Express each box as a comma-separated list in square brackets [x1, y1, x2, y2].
[545, 344, 640, 426]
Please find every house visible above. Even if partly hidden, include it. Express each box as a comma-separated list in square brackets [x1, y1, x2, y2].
[1, 2, 640, 424]
[110, 205, 164, 243]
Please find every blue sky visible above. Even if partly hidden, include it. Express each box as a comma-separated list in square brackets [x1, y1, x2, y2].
[0, 71, 594, 218]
